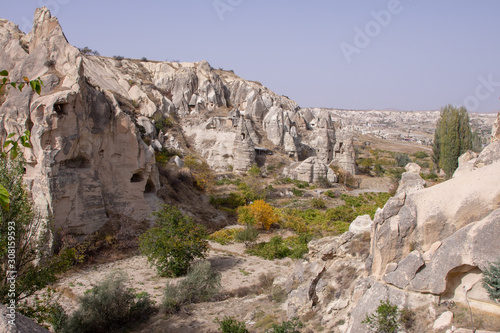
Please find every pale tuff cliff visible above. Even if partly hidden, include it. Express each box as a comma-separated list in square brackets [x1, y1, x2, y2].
[0, 8, 356, 238]
[278, 112, 500, 332]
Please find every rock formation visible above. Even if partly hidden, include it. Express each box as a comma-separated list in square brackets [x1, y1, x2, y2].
[286, 157, 337, 184]
[0, 304, 49, 333]
[0, 7, 360, 239]
[278, 121, 500, 331]
[492, 111, 499, 142]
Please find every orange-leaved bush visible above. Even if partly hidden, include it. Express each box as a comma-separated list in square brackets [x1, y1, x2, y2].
[237, 200, 278, 230]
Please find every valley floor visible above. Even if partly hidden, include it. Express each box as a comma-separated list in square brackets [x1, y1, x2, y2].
[53, 232, 300, 333]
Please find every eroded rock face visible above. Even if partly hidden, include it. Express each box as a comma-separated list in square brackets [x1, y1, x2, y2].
[0, 304, 49, 333]
[330, 124, 357, 175]
[369, 160, 500, 279]
[492, 111, 500, 142]
[280, 139, 500, 331]
[286, 157, 337, 184]
[1, 8, 161, 237]
[0, 8, 359, 238]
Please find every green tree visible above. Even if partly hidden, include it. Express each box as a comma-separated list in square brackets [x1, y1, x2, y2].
[482, 258, 500, 303]
[432, 105, 472, 177]
[362, 300, 401, 333]
[139, 205, 209, 277]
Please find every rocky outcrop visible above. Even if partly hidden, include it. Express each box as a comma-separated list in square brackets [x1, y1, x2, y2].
[280, 130, 500, 331]
[0, 8, 358, 237]
[331, 124, 357, 175]
[453, 150, 478, 178]
[348, 214, 373, 235]
[232, 116, 256, 172]
[0, 8, 161, 237]
[286, 157, 337, 184]
[0, 304, 49, 333]
[492, 111, 500, 142]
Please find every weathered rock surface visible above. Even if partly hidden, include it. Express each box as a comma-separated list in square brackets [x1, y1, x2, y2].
[0, 8, 361, 237]
[348, 214, 372, 235]
[281, 129, 500, 331]
[369, 160, 500, 280]
[0, 8, 231, 236]
[433, 311, 454, 330]
[286, 157, 337, 184]
[492, 111, 500, 142]
[453, 150, 478, 178]
[0, 304, 49, 333]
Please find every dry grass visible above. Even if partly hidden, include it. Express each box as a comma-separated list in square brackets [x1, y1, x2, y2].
[446, 303, 500, 332]
[221, 272, 276, 299]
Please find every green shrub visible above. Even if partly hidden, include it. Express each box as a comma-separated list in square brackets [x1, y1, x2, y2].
[216, 316, 249, 333]
[248, 163, 261, 177]
[324, 190, 338, 198]
[293, 180, 309, 189]
[310, 197, 326, 209]
[162, 261, 221, 313]
[266, 317, 304, 333]
[420, 172, 438, 181]
[235, 226, 259, 243]
[246, 234, 312, 260]
[285, 234, 313, 259]
[394, 153, 411, 167]
[362, 300, 402, 333]
[209, 228, 239, 245]
[153, 115, 174, 133]
[412, 151, 429, 159]
[63, 271, 156, 333]
[482, 258, 500, 302]
[326, 205, 355, 222]
[140, 205, 209, 277]
[214, 178, 233, 186]
[374, 163, 384, 176]
[238, 180, 266, 202]
[387, 167, 405, 181]
[210, 192, 246, 213]
[246, 236, 292, 260]
[155, 147, 182, 165]
[291, 188, 304, 197]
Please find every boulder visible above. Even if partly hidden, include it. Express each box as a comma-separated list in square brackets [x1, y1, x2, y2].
[433, 311, 453, 330]
[453, 150, 478, 178]
[396, 165, 425, 194]
[474, 140, 500, 169]
[348, 215, 372, 235]
[383, 250, 424, 289]
[0, 304, 49, 333]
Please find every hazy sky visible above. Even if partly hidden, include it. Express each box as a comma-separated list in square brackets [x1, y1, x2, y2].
[1, 0, 499, 113]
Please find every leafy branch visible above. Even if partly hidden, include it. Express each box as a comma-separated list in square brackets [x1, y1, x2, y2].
[0, 70, 42, 210]
[0, 69, 43, 95]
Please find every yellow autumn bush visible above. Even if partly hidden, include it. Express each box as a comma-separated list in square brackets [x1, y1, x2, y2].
[237, 200, 278, 230]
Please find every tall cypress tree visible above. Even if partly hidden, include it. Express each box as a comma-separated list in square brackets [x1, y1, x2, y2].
[432, 105, 473, 177]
